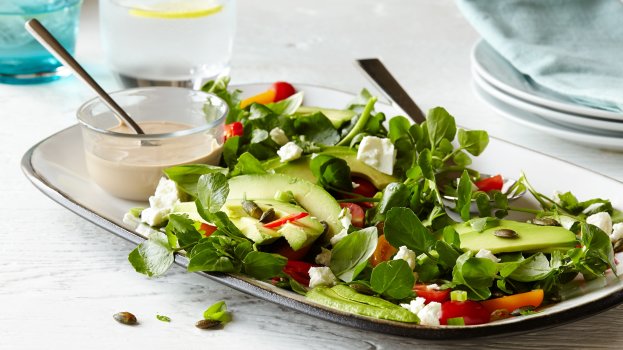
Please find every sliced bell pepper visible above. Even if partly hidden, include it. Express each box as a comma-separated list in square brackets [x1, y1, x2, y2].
[263, 212, 309, 229]
[480, 289, 544, 314]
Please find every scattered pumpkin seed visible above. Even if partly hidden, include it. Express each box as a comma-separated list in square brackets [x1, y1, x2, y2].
[259, 208, 276, 223]
[195, 319, 222, 329]
[113, 312, 137, 325]
[531, 217, 560, 226]
[614, 239, 623, 253]
[494, 229, 518, 239]
[242, 200, 263, 219]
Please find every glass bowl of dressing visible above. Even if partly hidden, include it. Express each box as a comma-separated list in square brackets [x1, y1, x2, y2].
[77, 87, 227, 201]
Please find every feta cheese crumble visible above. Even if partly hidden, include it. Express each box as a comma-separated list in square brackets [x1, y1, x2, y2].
[140, 178, 180, 227]
[308, 267, 338, 288]
[417, 301, 442, 326]
[277, 142, 303, 162]
[356, 136, 396, 175]
[393, 246, 417, 270]
[315, 247, 332, 266]
[475, 248, 500, 263]
[611, 223, 623, 242]
[269, 127, 289, 146]
[330, 207, 353, 246]
[401, 297, 426, 315]
[586, 212, 612, 235]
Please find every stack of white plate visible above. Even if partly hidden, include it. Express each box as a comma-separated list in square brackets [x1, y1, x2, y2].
[471, 40, 623, 151]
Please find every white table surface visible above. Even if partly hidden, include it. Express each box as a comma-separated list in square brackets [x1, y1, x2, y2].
[2, 0, 623, 348]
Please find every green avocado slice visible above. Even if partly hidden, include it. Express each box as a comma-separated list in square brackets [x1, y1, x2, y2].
[306, 285, 419, 323]
[455, 220, 577, 254]
[294, 106, 356, 128]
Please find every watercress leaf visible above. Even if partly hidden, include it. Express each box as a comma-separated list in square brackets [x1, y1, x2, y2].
[388, 116, 411, 143]
[197, 173, 229, 214]
[452, 251, 497, 300]
[384, 207, 435, 254]
[442, 226, 461, 248]
[581, 223, 616, 274]
[166, 214, 202, 249]
[370, 260, 415, 299]
[346, 88, 374, 112]
[222, 136, 240, 168]
[501, 253, 553, 282]
[247, 142, 278, 160]
[187, 247, 237, 273]
[164, 164, 227, 198]
[363, 112, 385, 135]
[330, 227, 378, 282]
[457, 129, 489, 156]
[128, 231, 174, 277]
[266, 91, 304, 115]
[372, 182, 410, 223]
[435, 240, 461, 270]
[393, 137, 417, 178]
[456, 170, 473, 221]
[409, 124, 425, 148]
[414, 254, 440, 282]
[242, 251, 288, 280]
[204, 301, 226, 319]
[201, 76, 247, 124]
[417, 149, 434, 181]
[438, 138, 454, 156]
[231, 152, 268, 176]
[310, 155, 353, 191]
[207, 211, 247, 240]
[452, 151, 472, 167]
[426, 107, 457, 146]
[293, 112, 340, 146]
[474, 192, 492, 217]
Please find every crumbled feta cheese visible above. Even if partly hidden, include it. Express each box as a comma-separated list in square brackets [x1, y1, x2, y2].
[426, 283, 440, 291]
[475, 248, 501, 263]
[611, 223, 623, 242]
[269, 127, 289, 146]
[338, 207, 352, 229]
[352, 182, 360, 189]
[308, 267, 338, 288]
[356, 136, 396, 175]
[417, 301, 442, 326]
[141, 178, 180, 227]
[315, 247, 332, 266]
[330, 229, 348, 246]
[393, 246, 417, 270]
[277, 142, 303, 162]
[123, 212, 138, 226]
[587, 212, 612, 235]
[401, 297, 426, 315]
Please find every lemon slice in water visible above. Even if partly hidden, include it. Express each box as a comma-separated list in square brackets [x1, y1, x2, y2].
[129, 1, 223, 19]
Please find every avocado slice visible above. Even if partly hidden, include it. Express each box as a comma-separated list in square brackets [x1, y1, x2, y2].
[306, 285, 419, 323]
[226, 174, 343, 239]
[455, 220, 577, 254]
[223, 199, 325, 249]
[263, 146, 398, 190]
[294, 106, 356, 128]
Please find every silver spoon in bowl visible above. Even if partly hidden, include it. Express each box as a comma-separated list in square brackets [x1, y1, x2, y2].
[25, 19, 145, 135]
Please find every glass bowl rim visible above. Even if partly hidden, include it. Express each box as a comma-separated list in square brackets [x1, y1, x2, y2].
[0, 0, 83, 16]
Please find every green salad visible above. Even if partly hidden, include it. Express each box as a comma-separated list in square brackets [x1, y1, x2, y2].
[125, 77, 623, 326]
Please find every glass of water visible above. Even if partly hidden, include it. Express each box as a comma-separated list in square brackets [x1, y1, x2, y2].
[0, 0, 82, 84]
[99, 0, 236, 89]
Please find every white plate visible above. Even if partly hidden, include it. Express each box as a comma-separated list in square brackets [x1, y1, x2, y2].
[22, 83, 623, 339]
[472, 71, 623, 134]
[473, 82, 623, 151]
[471, 40, 623, 121]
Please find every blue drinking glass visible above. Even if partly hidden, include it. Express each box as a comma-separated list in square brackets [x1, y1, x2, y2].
[0, 0, 82, 84]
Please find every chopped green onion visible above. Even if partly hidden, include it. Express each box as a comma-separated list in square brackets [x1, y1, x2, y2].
[451, 290, 468, 302]
[447, 317, 465, 326]
[274, 190, 295, 203]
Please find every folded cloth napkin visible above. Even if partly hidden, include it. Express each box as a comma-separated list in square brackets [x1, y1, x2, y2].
[456, 0, 623, 112]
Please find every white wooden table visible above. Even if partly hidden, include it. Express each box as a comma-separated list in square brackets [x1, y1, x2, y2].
[2, 0, 623, 348]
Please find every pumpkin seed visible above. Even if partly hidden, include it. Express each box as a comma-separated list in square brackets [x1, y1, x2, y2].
[494, 229, 518, 239]
[242, 200, 263, 219]
[113, 312, 137, 325]
[531, 217, 560, 226]
[614, 239, 623, 253]
[259, 208, 276, 223]
[195, 319, 222, 329]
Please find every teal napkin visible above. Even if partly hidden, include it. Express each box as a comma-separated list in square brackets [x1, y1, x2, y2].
[457, 0, 623, 112]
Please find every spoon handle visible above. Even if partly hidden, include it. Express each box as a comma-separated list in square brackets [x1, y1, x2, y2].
[355, 58, 426, 124]
[25, 19, 145, 134]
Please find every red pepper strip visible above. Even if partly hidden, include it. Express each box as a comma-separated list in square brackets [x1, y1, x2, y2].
[282, 260, 316, 286]
[474, 174, 504, 192]
[263, 212, 309, 229]
[199, 223, 218, 237]
[224, 122, 244, 141]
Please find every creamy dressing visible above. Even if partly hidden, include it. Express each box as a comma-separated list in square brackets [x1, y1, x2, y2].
[84, 120, 221, 201]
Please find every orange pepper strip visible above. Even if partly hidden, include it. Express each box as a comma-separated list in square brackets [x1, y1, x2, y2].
[240, 89, 276, 109]
[370, 234, 398, 267]
[481, 289, 544, 314]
